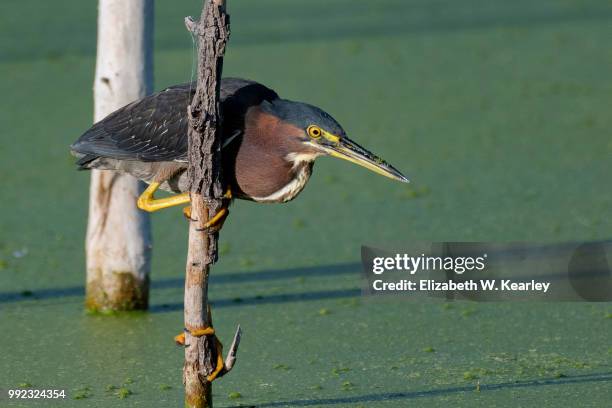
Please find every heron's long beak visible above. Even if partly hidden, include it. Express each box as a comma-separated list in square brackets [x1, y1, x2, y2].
[320, 137, 409, 183]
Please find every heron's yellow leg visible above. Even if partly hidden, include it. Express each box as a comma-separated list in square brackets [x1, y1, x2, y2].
[137, 182, 190, 212]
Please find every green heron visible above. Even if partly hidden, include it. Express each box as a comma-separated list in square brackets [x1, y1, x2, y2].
[72, 78, 407, 224]
[71, 78, 408, 378]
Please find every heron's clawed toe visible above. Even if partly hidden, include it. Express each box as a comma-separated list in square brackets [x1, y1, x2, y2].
[183, 206, 195, 221]
[195, 207, 229, 234]
[174, 331, 186, 346]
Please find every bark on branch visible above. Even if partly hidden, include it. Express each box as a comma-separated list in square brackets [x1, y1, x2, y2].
[183, 1, 231, 407]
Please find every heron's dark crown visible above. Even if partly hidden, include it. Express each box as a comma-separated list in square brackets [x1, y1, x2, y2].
[261, 99, 345, 136]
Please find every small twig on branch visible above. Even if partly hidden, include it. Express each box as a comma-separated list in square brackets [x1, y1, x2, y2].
[217, 325, 242, 378]
[184, 16, 198, 33]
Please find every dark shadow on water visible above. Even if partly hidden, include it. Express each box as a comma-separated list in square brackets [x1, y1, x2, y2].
[0, 286, 84, 304]
[0, 263, 359, 304]
[152, 262, 359, 290]
[149, 288, 360, 313]
[234, 372, 612, 408]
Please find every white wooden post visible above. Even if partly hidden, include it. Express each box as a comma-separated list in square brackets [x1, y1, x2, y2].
[86, 0, 154, 311]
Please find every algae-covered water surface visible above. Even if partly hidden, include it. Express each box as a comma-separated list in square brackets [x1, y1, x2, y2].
[1, 0, 611, 406]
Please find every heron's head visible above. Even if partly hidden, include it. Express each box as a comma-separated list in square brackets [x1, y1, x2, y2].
[260, 99, 409, 183]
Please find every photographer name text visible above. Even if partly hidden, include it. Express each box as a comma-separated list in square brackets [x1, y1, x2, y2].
[372, 279, 550, 293]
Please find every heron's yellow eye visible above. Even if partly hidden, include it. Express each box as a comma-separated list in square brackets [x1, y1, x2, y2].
[307, 125, 322, 139]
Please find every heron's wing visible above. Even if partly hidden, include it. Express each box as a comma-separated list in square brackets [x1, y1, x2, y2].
[71, 84, 193, 162]
[71, 78, 278, 163]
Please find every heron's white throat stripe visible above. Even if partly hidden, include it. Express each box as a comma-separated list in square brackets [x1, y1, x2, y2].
[250, 153, 318, 203]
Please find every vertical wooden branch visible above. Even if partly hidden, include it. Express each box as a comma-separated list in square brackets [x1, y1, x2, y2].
[183, 1, 229, 407]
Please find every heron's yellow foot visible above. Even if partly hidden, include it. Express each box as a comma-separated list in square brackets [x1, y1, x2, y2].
[183, 205, 229, 231]
[174, 326, 216, 346]
[173, 327, 225, 382]
[196, 207, 229, 233]
[183, 186, 232, 230]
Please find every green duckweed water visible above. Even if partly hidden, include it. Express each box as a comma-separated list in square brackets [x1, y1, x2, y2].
[1, 0, 611, 406]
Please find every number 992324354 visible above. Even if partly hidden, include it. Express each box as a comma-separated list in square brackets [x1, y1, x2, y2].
[7, 389, 66, 399]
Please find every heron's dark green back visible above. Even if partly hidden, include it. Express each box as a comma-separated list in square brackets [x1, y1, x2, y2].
[71, 78, 278, 165]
